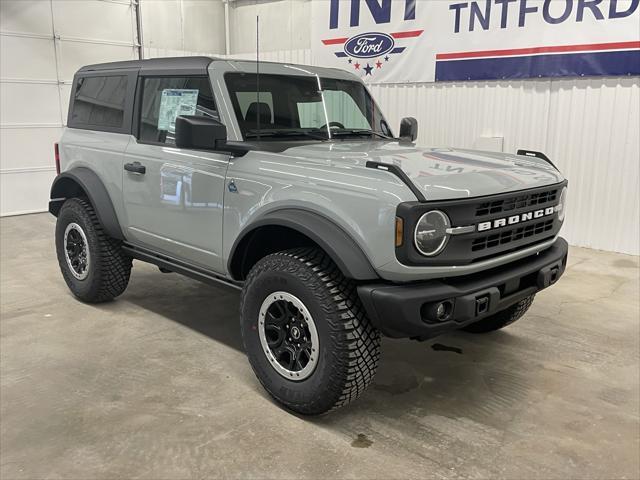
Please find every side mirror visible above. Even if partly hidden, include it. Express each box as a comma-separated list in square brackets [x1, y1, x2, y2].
[399, 117, 418, 142]
[175, 115, 227, 150]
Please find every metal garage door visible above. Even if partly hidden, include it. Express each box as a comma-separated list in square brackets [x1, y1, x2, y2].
[0, 0, 140, 216]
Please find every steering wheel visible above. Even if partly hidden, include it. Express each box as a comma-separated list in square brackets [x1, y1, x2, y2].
[320, 121, 345, 130]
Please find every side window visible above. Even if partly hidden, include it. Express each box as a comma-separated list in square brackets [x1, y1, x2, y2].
[139, 76, 217, 145]
[71, 75, 128, 129]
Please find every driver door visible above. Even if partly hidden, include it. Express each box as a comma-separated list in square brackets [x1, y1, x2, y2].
[122, 75, 229, 273]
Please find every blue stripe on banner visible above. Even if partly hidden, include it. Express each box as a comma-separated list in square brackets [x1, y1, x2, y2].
[435, 50, 640, 81]
[390, 47, 406, 54]
[334, 52, 348, 58]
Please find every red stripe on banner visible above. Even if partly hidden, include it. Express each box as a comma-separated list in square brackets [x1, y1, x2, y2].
[322, 37, 348, 45]
[436, 41, 640, 60]
[390, 30, 424, 39]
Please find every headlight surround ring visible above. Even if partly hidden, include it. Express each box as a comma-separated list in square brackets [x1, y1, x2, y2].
[556, 186, 568, 222]
[414, 210, 451, 257]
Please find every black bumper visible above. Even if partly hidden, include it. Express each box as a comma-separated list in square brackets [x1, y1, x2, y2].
[358, 238, 568, 339]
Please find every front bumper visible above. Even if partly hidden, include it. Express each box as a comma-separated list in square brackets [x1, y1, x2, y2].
[358, 237, 568, 339]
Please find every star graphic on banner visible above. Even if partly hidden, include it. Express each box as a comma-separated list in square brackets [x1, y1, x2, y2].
[375, 60, 383, 69]
[348, 58, 352, 64]
[384, 55, 390, 62]
[363, 63, 373, 75]
[354, 62, 360, 70]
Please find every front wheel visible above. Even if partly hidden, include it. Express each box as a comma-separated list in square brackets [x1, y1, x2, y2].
[240, 248, 381, 415]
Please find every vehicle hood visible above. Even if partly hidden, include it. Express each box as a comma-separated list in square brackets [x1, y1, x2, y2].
[268, 141, 564, 201]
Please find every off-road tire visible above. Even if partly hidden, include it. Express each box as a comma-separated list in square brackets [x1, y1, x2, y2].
[463, 295, 535, 333]
[55, 198, 132, 303]
[240, 248, 381, 415]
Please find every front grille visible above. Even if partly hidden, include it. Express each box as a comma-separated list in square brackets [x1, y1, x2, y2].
[395, 181, 567, 267]
[475, 188, 558, 217]
[471, 219, 554, 252]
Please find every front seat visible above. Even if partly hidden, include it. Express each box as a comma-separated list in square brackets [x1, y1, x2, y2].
[245, 102, 272, 128]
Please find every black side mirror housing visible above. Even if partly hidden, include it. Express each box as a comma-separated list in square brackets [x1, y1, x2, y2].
[399, 117, 418, 142]
[175, 115, 227, 150]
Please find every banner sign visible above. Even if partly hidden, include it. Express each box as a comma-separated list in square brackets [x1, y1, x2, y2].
[311, 0, 640, 83]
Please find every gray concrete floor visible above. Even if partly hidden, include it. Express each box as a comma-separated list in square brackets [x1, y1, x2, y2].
[1, 213, 638, 479]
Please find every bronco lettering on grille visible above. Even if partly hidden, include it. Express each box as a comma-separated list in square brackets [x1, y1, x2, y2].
[477, 207, 556, 232]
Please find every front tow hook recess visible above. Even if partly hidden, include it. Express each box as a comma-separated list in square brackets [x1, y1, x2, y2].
[476, 295, 490, 316]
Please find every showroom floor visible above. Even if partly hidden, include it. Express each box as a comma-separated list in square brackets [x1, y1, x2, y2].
[1, 213, 638, 479]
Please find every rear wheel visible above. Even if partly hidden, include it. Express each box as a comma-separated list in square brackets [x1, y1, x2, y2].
[463, 295, 535, 333]
[240, 248, 381, 415]
[55, 198, 132, 303]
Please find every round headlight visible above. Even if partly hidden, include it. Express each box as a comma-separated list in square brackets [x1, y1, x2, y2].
[556, 186, 568, 222]
[414, 210, 450, 256]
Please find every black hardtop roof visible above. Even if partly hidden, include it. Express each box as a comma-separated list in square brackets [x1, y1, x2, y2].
[76, 56, 355, 80]
[78, 56, 220, 75]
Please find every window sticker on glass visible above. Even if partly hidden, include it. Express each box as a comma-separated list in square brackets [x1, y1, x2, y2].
[158, 89, 199, 133]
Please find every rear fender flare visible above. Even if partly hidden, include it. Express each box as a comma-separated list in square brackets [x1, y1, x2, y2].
[49, 167, 123, 240]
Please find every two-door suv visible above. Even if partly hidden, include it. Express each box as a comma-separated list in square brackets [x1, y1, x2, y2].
[50, 57, 568, 414]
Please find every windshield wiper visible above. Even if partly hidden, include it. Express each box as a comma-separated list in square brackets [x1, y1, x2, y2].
[328, 129, 393, 139]
[245, 129, 327, 140]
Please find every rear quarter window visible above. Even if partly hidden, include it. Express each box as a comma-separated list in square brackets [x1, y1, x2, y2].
[69, 75, 128, 129]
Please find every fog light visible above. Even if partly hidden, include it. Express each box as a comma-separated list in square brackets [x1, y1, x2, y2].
[422, 300, 454, 323]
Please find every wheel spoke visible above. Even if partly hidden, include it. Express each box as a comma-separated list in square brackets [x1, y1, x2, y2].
[266, 309, 286, 325]
[265, 324, 284, 347]
[273, 344, 295, 370]
[294, 347, 310, 371]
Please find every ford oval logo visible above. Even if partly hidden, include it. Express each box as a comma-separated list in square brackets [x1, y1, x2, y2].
[344, 32, 394, 59]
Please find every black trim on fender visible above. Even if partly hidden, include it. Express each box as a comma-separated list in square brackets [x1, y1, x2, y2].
[49, 167, 124, 240]
[358, 237, 568, 339]
[516, 149, 559, 170]
[228, 209, 379, 281]
[365, 160, 426, 202]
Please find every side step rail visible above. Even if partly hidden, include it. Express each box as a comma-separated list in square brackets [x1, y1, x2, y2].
[122, 244, 243, 291]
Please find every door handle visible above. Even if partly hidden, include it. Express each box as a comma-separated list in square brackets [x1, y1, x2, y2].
[124, 161, 146, 174]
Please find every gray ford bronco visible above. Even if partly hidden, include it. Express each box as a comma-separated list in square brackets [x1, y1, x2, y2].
[50, 57, 568, 414]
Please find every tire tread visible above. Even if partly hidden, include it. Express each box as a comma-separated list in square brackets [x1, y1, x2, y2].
[241, 247, 381, 414]
[57, 198, 131, 303]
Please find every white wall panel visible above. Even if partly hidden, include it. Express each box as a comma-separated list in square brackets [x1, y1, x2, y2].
[1, 0, 227, 216]
[546, 77, 639, 255]
[0, 0, 138, 216]
[56, 42, 138, 81]
[229, 0, 310, 54]
[0, 0, 53, 36]
[0, 128, 63, 170]
[0, 168, 57, 216]
[181, 0, 226, 53]
[0, 82, 62, 126]
[51, 0, 136, 43]
[141, 0, 183, 50]
[0, 35, 57, 81]
[141, 0, 225, 54]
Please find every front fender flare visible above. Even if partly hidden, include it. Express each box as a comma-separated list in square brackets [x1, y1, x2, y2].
[49, 167, 123, 240]
[228, 208, 379, 281]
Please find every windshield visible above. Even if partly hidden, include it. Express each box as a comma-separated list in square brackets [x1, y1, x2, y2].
[225, 72, 392, 140]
